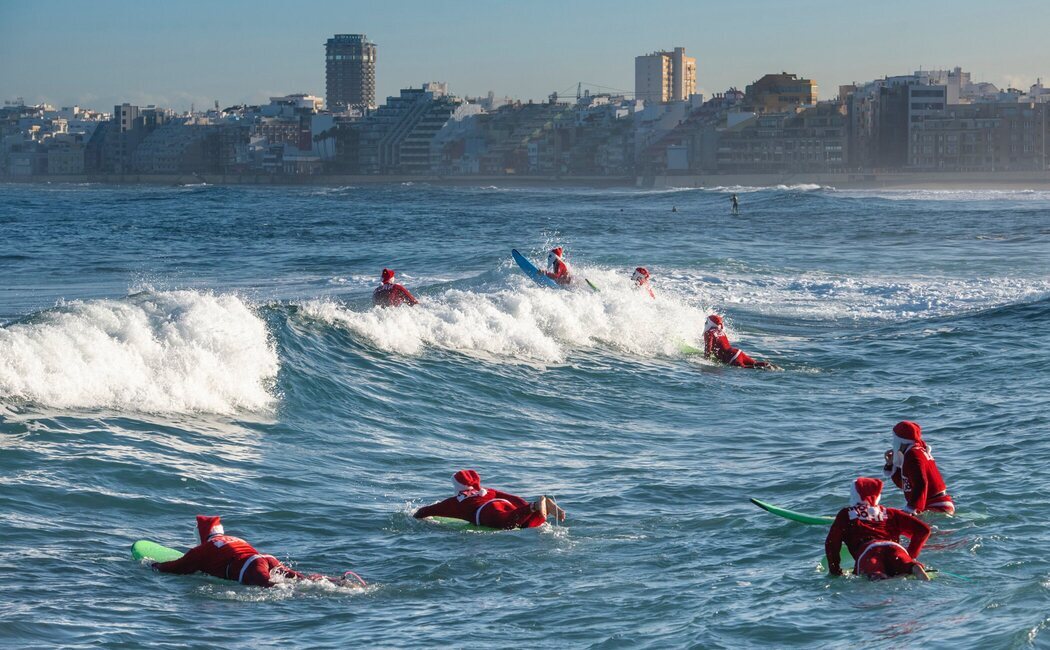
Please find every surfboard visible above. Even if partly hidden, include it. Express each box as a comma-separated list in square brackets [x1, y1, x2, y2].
[819, 546, 856, 572]
[750, 498, 835, 525]
[131, 539, 184, 563]
[424, 516, 499, 532]
[585, 278, 600, 292]
[512, 249, 561, 289]
[678, 341, 704, 355]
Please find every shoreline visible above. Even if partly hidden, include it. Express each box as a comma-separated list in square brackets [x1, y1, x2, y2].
[3, 171, 1050, 190]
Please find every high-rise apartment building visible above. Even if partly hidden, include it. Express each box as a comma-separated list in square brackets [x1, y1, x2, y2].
[325, 34, 377, 111]
[635, 47, 696, 104]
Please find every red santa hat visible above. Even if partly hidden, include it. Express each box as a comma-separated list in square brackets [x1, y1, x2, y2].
[452, 469, 482, 493]
[850, 477, 883, 506]
[892, 420, 922, 449]
[381, 268, 395, 283]
[551, 247, 563, 258]
[704, 314, 723, 332]
[196, 515, 224, 543]
[632, 267, 650, 283]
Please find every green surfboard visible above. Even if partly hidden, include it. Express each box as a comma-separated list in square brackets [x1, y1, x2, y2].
[424, 516, 500, 532]
[750, 498, 835, 525]
[131, 539, 184, 563]
[677, 341, 703, 355]
[819, 546, 857, 572]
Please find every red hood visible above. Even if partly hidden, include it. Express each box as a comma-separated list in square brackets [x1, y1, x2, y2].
[196, 515, 224, 543]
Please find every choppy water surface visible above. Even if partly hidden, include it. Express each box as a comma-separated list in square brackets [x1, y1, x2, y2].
[1, 182, 1048, 648]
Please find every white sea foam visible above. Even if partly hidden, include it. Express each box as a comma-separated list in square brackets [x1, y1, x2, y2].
[0, 290, 278, 414]
[670, 269, 1050, 322]
[827, 188, 1050, 201]
[299, 269, 714, 363]
[702, 184, 828, 193]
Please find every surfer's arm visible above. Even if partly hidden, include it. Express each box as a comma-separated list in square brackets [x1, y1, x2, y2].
[395, 285, 419, 306]
[895, 510, 931, 559]
[154, 545, 208, 575]
[824, 511, 849, 576]
[413, 497, 461, 519]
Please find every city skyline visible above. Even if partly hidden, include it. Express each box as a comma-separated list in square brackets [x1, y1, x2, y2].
[2, 0, 1049, 113]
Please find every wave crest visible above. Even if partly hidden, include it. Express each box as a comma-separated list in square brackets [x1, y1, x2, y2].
[0, 290, 278, 414]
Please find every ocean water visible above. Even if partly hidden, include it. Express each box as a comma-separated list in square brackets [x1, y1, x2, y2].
[1, 182, 1048, 649]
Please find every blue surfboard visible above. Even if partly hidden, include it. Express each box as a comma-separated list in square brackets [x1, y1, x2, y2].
[512, 249, 561, 289]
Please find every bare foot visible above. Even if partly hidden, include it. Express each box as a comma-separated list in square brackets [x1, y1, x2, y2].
[912, 564, 931, 581]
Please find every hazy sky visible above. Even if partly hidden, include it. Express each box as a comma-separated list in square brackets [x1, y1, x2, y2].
[2, 0, 1048, 112]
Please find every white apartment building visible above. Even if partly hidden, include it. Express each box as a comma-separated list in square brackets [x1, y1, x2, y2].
[635, 47, 696, 104]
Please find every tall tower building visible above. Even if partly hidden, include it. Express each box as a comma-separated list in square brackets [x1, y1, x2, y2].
[325, 34, 377, 111]
[634, 47, 696, 104]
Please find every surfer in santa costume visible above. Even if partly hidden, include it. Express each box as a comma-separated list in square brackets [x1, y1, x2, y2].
[703, 314, 775, 369]
[373, 268, 419, 307]
[825, 477, 932, 580]
[545, 247, 573, 286]
[632, 267, 655, 299]
[152, 515, 364, 588]
[414, 469, 566, 529]
[883, 420, 955, 515]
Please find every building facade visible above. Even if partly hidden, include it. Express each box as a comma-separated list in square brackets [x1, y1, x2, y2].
[325, 34, 377, 111]
[744, 73, 818, 113]
[635, 47, 697, 104]
[909, 101, 1049, 170]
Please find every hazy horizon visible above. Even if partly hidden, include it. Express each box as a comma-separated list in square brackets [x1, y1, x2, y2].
[2, 0, 1049, 112]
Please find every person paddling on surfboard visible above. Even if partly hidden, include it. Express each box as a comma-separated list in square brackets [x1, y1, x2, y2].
[882, 421, 955, 515]
[825, 477, 931, 581]
[545, 247, 573, 286]
[373, 268, 419, 307]
[703, 314, 775, 369]
[151, 515, 365, 588]
[414, 469, 566, 529]
[632, 267, 655, 299]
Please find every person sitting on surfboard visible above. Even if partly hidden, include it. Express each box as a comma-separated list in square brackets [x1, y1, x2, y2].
[413, 469, 566, 529]
[825, 477, 931, 581]
[703, 314, 774, 369]
[632, 267, 655, 299]
[151, 515, 364, 588]
[373, 268, 419, 307]
[546, 247, 573, 286]
[882, 421, 955, 515]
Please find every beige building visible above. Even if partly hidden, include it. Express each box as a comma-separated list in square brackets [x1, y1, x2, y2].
[635, 47, 696, 104]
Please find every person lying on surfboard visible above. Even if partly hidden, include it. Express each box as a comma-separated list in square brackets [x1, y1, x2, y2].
[825, 477, 931, 581]
[545, 247, 573, 286]
[703, 314, 776, 369]
[151, 515, 365, 588]
[373, 268, 419, 307]
[414, 469, 566, 529]
[883, 421, 955, 515]
[632, 267, 655, 299]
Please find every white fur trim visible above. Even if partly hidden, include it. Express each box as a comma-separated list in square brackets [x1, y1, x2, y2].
[704, 317, 720, 333]
[208, 524, 224, 538]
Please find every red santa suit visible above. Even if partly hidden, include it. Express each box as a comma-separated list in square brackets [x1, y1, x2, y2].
[883, 421, 955, 515]
[373, 268, 419, 307]
[413, 470, 547, 529]
[703, 315, 770, 368]
[632, 267, 655, 299]
[546, 248, 572, 286]
[825, 477, 931, 580]
[154, 515, 307, 587]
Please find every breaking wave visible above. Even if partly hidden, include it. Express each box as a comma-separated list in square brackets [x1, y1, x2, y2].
[0, 290, 278, 414]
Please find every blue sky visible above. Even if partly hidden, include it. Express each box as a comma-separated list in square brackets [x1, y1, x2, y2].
[2, 0, 1048, 112]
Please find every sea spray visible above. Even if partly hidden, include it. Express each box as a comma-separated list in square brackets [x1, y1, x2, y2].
[0, 290, 278, 414]
[298, 268, 713, 363]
